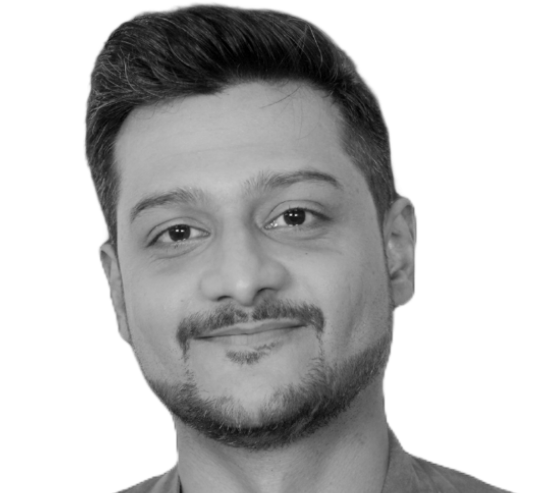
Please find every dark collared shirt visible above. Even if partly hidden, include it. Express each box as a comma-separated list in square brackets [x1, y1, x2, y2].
[117, 431, 512, 493]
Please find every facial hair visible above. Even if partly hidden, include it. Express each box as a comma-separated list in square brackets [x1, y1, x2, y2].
[145, 299, 392, 451]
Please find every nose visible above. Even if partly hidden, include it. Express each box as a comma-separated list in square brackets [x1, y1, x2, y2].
[199, 226, 290, 306]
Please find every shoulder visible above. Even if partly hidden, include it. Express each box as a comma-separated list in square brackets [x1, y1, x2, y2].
[410, 455, 512, 493]
[115, 466, 179, 493]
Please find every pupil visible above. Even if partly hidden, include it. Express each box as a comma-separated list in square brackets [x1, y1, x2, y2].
[284, 209, 306, 226]
[168, 225, 191, 241]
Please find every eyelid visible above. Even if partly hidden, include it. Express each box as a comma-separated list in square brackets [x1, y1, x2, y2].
[148, 221, 204, 247]
[148, 205, 330, 248]
[264, 205, 328, 230]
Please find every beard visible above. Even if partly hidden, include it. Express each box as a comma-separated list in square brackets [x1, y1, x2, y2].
[145, 299, 392, 451]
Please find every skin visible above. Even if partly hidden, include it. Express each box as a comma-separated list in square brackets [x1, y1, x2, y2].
[102, 82, 416, 493]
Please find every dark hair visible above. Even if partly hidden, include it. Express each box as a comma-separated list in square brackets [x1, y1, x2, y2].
[86, 5, 397, 244]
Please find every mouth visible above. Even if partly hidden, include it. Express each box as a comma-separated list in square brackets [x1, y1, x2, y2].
[195, 320, 304, 339]
[197, 324, 304, 348]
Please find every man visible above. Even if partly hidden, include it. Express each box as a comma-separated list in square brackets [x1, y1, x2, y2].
[86, 5, 511, 493]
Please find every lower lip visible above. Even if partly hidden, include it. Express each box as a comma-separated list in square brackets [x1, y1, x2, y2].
[197, 326, 304, 347]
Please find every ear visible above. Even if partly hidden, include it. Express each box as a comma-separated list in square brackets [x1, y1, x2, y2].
[100, 241, 132, 344]
[383, 197, 416, 307]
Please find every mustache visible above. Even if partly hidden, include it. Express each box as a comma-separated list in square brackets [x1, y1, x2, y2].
[177, 299, 325, 347]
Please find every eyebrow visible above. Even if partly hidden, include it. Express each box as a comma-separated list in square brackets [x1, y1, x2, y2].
[129, 169, 343, 224]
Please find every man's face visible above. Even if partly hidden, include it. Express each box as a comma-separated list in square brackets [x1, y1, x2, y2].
[105, 82, 396, 448]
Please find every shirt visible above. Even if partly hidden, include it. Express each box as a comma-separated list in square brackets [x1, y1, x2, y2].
[117, 431, 512, 493]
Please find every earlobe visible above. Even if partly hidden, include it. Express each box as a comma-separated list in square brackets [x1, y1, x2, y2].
[383, 198, 416, 307]
[100, 241, 132, 344]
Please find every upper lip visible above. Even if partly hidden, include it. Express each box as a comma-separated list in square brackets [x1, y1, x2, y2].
[196, 320, 303, 338]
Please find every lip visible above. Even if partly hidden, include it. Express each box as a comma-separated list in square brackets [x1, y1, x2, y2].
[196, 320, 303, 339]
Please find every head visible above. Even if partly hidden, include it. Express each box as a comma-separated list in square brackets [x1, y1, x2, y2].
[87, 6, 415, 450]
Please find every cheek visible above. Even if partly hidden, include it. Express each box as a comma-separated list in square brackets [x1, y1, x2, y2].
[122, 265, 195, 378]
[309, 241, 389, 357]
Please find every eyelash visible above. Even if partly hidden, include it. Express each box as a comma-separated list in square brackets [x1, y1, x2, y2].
[150, 207, 327, 248]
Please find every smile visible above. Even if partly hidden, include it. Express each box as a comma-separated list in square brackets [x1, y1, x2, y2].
[195, 321, 305, 346]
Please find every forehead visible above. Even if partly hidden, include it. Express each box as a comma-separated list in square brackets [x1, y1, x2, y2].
[114, 82, 367, 219]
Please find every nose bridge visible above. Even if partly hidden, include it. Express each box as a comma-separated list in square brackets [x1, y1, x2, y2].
[199, 221, 288, 305]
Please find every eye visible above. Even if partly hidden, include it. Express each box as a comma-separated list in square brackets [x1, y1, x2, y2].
[150, 207, 328, 248]
[266, 207, 322, 230]
[152, 224, 207, 246]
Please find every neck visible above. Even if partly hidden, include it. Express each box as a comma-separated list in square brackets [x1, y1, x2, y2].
[174, 382, 389, 493]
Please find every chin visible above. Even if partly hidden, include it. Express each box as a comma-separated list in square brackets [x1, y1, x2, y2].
[146, 329, 392, 451]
